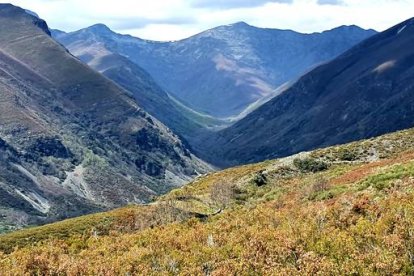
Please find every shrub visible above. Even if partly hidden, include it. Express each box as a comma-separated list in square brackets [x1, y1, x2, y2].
[305, 178, 332, 201]
[293, 158, 328, 173]
[251, 171, 268, 187]
[337, 149, 358, 161]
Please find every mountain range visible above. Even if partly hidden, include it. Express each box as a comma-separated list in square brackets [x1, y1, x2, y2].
[203, 17, 414, 167]
[53, 22, 376, 124]
[52, 27, 224, 140]
[0, 2, 412, 233]
[3, 2, 414, 273]
[0, 4, 209, 230]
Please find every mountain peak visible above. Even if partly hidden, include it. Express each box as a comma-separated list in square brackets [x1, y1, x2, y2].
[319, 25, 377, 39]
[221, 21, 256, 31]
[325, 24, 374, 34]
[0, 3, 34, 17]
[197, 21, 254, 38]
[230, 21, 250, 28]
[0, 3, 17, 10]
[337, 24, 362, 29]
[0, 4, 51, 36]
[85, 23, 114, 35]
[24, 9, 39, 18]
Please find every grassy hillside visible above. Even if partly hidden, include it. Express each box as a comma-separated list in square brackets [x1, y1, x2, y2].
[0, 4, 211, 230]
[2, 128, 414, 274]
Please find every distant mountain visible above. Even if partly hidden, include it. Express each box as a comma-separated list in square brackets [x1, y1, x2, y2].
[203, 17, 414, 167]
[52, 27, 224, 140]
[55, 22, 376, 118]
[0, 4, 210, 230]
[50, 29, 65, 38]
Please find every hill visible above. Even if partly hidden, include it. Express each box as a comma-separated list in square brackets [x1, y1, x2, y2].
[203, 17, 414, 167]
[0, 4, 210, 232]
[2, 127, 414, 274]
[55, 22, 376, 119]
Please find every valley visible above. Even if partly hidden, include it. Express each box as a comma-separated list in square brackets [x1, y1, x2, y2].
[53, 22, 375, 138]
[201, 17, 414, 167]
[0, 2, 414, 274]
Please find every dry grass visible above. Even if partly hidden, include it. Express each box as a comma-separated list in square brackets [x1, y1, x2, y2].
[3, 128, 414, 274]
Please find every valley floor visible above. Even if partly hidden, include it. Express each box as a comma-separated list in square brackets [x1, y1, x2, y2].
[2, 128, 414, 274]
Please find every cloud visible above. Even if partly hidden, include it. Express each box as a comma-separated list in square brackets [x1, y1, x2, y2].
[107, 16, 197, 30]
[317, 0, 345, 5]
[190, 0, 292, 9]
[1, 0, 413, 41]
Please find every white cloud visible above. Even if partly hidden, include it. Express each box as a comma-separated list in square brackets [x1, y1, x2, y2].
[317, 0, 345, 5]
[190, 0, 293, 9]
[1, 0, 413, 41]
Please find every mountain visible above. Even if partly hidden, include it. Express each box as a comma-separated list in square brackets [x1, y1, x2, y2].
[52, 27, 224, 139]
[0, 4, 210, 230]
[3, 126, 414, 274]
[54, 22, 376, 118]
[204, 17, 414, 167]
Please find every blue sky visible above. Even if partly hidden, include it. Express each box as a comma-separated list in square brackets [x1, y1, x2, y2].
[2, 0, 413, 41]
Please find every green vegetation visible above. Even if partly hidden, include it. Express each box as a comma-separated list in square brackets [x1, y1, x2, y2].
[337, 148, 358, 161]
[359, 162, 414, 191]
[293, 157, 329, 173]
[3, 128, 414, 274]
[251, 170, 268, 186]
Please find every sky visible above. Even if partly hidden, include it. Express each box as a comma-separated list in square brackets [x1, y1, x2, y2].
[1, 0, 413, 41]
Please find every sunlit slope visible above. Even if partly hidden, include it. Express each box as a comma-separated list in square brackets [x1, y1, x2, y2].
[2, 127, 414, 274]
[0, 4, 210, 231]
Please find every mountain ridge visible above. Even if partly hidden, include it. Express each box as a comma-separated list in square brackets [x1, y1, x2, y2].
[0, 4, 210, 230]
[55, 22, 376, 119]
[202, 16, 414, 167]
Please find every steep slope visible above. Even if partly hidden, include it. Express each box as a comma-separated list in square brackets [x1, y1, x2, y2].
[205, 17, 414, 167]
[0, 4, 210, 230]
[55, 23, 376, 118]
[53, 28, 223, 139]
[3, 127, 414, 274]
